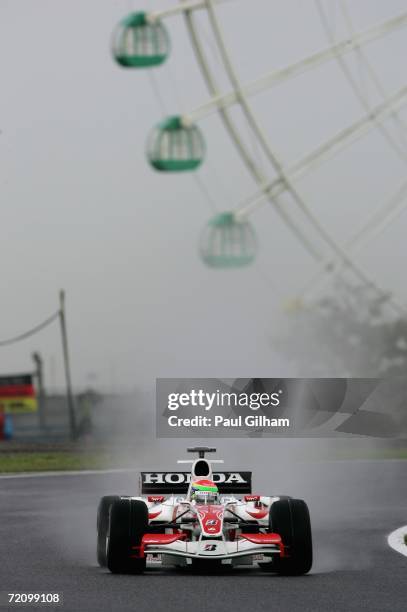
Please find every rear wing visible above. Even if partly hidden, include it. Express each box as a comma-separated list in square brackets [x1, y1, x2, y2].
[140, 471, 252, 495]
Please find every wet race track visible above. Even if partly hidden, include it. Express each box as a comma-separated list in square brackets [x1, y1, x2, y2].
[1, 459, 406, 612]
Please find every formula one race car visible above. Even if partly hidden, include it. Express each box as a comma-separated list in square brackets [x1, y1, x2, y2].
[97, 447, 312, 575]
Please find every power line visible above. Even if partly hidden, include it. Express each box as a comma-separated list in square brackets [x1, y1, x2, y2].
[0, 311, 60, 347]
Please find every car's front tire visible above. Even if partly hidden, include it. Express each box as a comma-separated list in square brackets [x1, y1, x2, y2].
[107, 499, 148, 574]
[269, 498, 312, 575]
[257, 496, 291, 571]
[97, 496, 120, 567]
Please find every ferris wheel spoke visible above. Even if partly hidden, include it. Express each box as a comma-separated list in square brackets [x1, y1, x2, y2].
[316, 0, 407, 163]
[347, 179, 407, 253]
[236, 83, 407, 218]
[182, 9, 407, 124]
[293, 177, 407, 310]
[290, 85, 407, 179]
[340, 0, 407, 152]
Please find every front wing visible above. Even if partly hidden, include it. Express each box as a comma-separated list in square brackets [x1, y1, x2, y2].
[134, 533, 284, 561]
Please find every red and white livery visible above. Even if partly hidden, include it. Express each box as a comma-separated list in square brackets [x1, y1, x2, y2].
[97, 447, 312, 575]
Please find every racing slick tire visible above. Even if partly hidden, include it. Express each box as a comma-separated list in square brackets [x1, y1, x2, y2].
[269, 498, 312, 575]
[107, 499, 148, 574]
[97, 496, 120, 567]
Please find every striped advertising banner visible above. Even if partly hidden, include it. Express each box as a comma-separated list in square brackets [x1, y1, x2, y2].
[0, 374, 37, 413]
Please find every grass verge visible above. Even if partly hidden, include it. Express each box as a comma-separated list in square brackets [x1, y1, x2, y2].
[0, 451, 115, 473]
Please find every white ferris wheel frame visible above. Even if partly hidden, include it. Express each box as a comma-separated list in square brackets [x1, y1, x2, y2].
[143, 0, 407, 313]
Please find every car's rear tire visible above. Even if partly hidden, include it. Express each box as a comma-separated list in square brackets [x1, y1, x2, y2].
[97, 496, 120, 567]
[269, 498, 312, 575]
[107, 499, 148, 574]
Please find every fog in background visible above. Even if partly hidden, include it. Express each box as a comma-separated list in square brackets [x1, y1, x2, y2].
[1, 0, 407, 393]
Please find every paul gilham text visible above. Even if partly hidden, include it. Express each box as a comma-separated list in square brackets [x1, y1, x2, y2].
[168, 415, 290, 428]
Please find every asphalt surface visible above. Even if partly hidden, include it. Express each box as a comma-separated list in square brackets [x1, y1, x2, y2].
[0, 460, 406, 612]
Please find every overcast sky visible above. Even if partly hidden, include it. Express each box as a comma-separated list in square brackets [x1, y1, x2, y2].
[1, 0, 406, 392]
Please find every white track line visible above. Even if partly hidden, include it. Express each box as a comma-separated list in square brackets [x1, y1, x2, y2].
[0, 469, 137, 480]
[388, 526, 407, 557]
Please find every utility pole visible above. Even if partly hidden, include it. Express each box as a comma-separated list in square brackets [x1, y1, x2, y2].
[59, 290, 77, 440]
[32, 351, 45, 430]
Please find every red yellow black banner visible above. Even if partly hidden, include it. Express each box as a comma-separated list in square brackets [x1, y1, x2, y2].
[0, 374, 37, 413]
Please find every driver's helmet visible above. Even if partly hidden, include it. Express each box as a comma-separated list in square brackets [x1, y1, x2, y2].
[191, 479, 219, 504]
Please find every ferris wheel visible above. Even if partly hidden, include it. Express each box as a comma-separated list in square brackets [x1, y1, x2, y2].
[111, 0, 407, 316]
